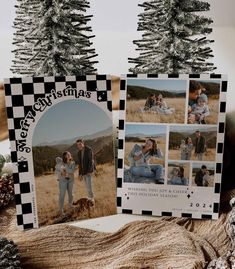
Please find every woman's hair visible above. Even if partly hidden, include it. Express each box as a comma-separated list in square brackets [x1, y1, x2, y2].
[147, 138, 157, 155]
[148, 93, 155, 100]
[185, 136, 191, 144]
[171, 167, 179, 175]
[62, 151, 70, 163]
[178, 166, 184, 178]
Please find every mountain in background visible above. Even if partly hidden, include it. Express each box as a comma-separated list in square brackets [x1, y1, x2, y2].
[169, 130, 217, 149]
[127, 85, 186, 99]
[125, 132, 165, 138]
[169, 126, 217, 135]
[33, 128, 114, 176]
[127, 81, 220, 100]
[35, 126, 113, 147]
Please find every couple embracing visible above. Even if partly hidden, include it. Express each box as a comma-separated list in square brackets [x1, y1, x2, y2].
[180, 131, 206, 161]
[55, 139, 94, 215]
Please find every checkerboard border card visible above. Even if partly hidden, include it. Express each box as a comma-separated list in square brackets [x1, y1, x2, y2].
[117, 74, 227, 219]
[4, 75, 116, 229]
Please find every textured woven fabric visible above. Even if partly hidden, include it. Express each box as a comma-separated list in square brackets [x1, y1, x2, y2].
[0, 190, 234, 269]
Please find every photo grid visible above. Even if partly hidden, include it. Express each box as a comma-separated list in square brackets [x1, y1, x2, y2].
[117, 74, 227, 219]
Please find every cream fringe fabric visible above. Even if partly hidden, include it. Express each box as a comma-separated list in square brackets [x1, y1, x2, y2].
[1, 190, 234, 269]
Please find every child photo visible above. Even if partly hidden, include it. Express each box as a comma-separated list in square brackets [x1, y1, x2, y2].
[167, 162, 190, 186]
[168, 125, 217, 162]
[192, 163, 215, 187]
[32, 99, 116, 226]
[188, 80, 221, 124]
[124, 124, 166, 184]
[126, 78, 187, 123]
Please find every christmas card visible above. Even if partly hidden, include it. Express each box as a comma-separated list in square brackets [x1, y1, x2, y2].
[117, 74, 227, 219]
[4, 75, 116, 229]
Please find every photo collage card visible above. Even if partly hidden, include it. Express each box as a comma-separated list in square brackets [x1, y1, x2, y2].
[4, 75, 116, 229]
[117, 74, 227, 219]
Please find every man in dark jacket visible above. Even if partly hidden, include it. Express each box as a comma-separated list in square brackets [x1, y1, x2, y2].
[194, 130, 206, 161]
[195, 165, 207, 186]
[76, 139, 94, 201]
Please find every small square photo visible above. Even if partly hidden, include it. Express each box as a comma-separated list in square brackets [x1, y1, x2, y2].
[188, 80, 221, 125]
[191, 162, 215, 187]
[167, 162, 190, 186]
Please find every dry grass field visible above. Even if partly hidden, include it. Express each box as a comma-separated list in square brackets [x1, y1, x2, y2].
[124, 138, 166, 167]
[188, 98, 219, 125]
[35, 163, 116, 226]
[168, 148, 216, 162]
[126, 98, 186, 123]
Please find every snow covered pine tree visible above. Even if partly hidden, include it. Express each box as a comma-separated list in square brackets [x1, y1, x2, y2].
[129, 0, 216, 74]
[11, 0, 40, 75]
[11, 0, 98, 76]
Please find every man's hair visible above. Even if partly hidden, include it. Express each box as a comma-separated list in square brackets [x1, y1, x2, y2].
[201, 165, 207, 169]
[76, 139, 84, 144]
[195, 130, 200, 134]
[189, 80, 202, 93]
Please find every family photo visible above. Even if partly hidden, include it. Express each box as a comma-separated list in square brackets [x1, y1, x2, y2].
[124, 124, 166, 184]
[188, 80, 221, 125]
[192, 163, 215, 187]
[167, 162, 190, 186]
[168, 125, 217, 161]
[32, 99, 116, 226]
[126, 79, 187, 123]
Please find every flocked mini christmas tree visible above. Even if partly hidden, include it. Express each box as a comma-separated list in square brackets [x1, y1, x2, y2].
[11, 0, 98, 76]
[11, 0, 40, 75]
[129, 0, 216, 74]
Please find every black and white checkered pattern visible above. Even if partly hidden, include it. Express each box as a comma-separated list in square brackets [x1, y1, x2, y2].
[4, 75, 112, 230]
[117, 74, 227, 220]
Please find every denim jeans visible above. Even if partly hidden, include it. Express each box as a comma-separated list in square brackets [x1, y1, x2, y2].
[130, 165, 164, 180]
[83, 174, 94, 199]
[59, 178, 74, 213]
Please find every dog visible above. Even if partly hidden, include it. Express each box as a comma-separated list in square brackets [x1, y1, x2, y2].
[72, 198, 95, 217]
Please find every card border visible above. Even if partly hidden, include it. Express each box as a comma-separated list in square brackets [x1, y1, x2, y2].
[117, 73, 227, 220]
[4, 75, 113, 230]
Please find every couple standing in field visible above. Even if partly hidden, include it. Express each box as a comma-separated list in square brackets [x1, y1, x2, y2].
[55, 139, 94, 215]
[180, 130, 206, 161]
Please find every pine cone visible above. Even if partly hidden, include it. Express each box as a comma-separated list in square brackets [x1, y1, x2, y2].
[0, 237, 21, 269]
[0, 174, 15, 209]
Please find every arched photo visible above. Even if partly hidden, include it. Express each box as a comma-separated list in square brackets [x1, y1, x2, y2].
[32, 99, 116, 226]
[126, 79, 187, 123]
[168, 125, 217, 162]
[167, 162, 190, 186]
[188, 80, 221, 125]
[124, 124, 166, 184]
